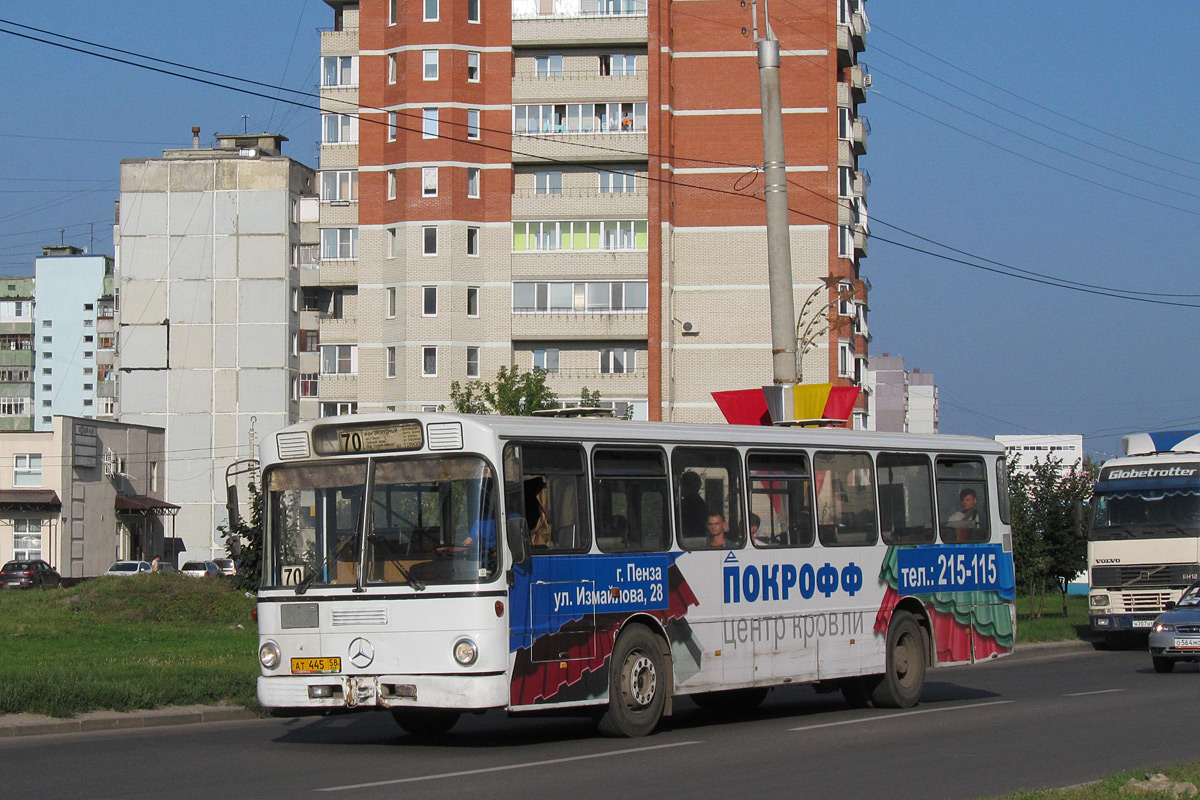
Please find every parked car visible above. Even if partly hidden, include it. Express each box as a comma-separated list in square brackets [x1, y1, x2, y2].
[1, 559, 61, 589]
[181, 560, 222, 578]
[104, 560, 153, 576]
[153, 562, 180, 575]
[1149, 579, 1200, 673]
[212, 558, 237, 577]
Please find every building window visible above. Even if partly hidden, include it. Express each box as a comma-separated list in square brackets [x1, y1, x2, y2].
[386, 287, 397, 318]
[466, 346, 480, 378]
[321, 170, 358, 202]
[387, 112, 398, 142]
[466, 109, 481, 140]
[838, 340, 854, 378]
[321, 113, 358, 144]
[838, 225, 853, 258]
[422, 166, 439, 197]
[386, 346, 397, 378]
[467, 286, 479, 317]
[838, 166, 854, 198]
[467, 51, 481, 82]
[599, 54, 636, 76]
[837, 281, 855, 317]
[467, 167, 480, 198]
[422, 346, 438, 377]
[13, 453, 42, 487]
[423, 226, 438, 255]
[386, 170, 397, 200]
[422, 108, 438, 138]
[536, 55, 563, 77]
[389, 0, 397, 25]
[320, 344, 358, 375]
[467, 227, 480, 256]
[321, 402, 358, 417]
[321, 228, 358, 259]
[512, 280, 648, 313]
[388, 53, 398, 84]
[599, 169, 635, 193]
[0, 398, 26, 416]
[423, 286, 438, 316]
[321, 55, 357, 87]
[13, 518, 41, 560]
[423, 50, 439, 80]
[300, 330, 319, 352]
[424, 0, 439, 20]
[42, 336, 52, 344]
[512, 220, 647, 252]
[839, 107, 853, 140]
[535, 171, 563, 195]
[467, 0, 480, 22]
[600, 348, 636, 374]
[513, 101, 647, 134]
[387, 228, 398, 259]
[532, 348, 559, 373]
[300, 373, 318, 397]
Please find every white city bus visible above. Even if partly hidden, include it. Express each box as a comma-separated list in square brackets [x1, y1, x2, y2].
[1087, 430, 1200, 646]
[250, 413, 1015, 737]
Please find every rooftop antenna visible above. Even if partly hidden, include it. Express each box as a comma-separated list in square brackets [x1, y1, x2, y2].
[242, 115, 250, 134]
[59, 229, 65, 246]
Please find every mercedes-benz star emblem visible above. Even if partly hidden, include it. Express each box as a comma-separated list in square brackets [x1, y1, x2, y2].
[348, 637, 375, 669]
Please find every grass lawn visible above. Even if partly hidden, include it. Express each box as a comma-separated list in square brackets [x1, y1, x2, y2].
[999, 764, 1200, 799]
[0, 576, 258, 718]
[1015, 593, 1094, 644]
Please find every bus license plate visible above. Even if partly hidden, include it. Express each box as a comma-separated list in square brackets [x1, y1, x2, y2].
[1173, 638, 1200, 649]
[291, 657, 341, 674]
[1131, 620, 1152, 628]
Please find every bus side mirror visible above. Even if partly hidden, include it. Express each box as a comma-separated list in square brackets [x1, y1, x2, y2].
[1074, 499, 1090, 540]
[226, 484, 242, 530]
[506, 517, 531, 565]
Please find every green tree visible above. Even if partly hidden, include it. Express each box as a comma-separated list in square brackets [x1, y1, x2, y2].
[448, 366, 609, 416]
[1008, 454, 1095, 618]
[219, 478, 263, 592]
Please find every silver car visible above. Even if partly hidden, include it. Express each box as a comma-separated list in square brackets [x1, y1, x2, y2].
[1148, 579, 1200, 673]
[104, 560, 153, 576]
[180, 560, 222, 578]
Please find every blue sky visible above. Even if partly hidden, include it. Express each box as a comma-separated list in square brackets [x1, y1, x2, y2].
[1, 2, 1196, 459]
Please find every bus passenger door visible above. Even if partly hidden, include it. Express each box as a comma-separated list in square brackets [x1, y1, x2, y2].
[528, 556, 596, 663]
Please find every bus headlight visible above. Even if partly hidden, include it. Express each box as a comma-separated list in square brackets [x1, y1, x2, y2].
[259, 641, 282, 670]
[453, 638, 479, 667]
[1090, 595, 1109, 608]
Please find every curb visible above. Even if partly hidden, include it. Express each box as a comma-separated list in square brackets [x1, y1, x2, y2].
[1008, 638, 1099, 660]
[0, 705, 260, 739]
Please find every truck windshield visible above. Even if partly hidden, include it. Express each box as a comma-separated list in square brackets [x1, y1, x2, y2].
[1090, 491, 1200, 541]
[264, 456, 501, 588]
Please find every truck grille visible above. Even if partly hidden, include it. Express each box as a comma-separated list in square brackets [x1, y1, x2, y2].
[1114, 592, 1173, 613]
[1091, 563, 1200, 589]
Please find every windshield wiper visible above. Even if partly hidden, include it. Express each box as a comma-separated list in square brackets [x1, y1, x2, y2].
[295, 535, 355, 595]
[367, 534, 426, 591]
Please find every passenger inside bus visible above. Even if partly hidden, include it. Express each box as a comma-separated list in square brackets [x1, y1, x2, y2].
[706, 512, 733, 548]
[945, 487, 983, 542]
[679, 471, 708, 539]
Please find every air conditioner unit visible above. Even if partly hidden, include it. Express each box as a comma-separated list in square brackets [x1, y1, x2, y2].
[681, 321, 700, 335]
[103, 449, 116, 478]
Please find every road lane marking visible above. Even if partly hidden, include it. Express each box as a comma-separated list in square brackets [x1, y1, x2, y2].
[317, 740, 702, 791]
[789, 700, 1014, 732]
[1063, 689, 1125, 697]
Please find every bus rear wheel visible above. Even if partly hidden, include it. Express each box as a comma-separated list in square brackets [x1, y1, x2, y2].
[390, 708, 461, 736]
[597, 625, 667, 737]
[871, 611, 926, 709]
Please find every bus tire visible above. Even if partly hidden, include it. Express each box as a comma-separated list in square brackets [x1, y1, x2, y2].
[689, 687, 769, 712]
[390, 708, 460, 736]
[871, 611, 926, 709]
[840, 676, 880, 709]
[597, 625, 667, 737]
[1152, 656, 1175, 674]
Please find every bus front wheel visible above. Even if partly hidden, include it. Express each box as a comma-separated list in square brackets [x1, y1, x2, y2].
[871, 611, 926, 709]
[391, 708, 461, 736]
[597, 625, 667, 737]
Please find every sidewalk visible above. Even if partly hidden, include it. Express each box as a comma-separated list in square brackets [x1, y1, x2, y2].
[0, 704, 260, 739]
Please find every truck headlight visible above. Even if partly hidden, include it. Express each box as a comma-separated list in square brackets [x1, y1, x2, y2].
[259, 641, 281, 670]
[1090, 595, 1109, 608]
[453, 638, 478, 667]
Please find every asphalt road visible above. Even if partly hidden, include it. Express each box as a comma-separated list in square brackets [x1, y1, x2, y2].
[5, 646, 1197, 800]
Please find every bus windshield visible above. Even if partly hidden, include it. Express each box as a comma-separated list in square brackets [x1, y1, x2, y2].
[1090, 490, 1200, 541]
[265, 456, 501, 588]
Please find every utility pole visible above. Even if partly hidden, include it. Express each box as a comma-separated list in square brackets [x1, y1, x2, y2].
[753, 0, 798, 420]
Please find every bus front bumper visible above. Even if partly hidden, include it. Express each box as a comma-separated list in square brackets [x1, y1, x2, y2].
[1090, 614, 1158, 632]
[257, 672, 510, 712]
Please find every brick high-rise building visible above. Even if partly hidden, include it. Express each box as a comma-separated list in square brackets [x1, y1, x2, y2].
[315, 0, 870, 423]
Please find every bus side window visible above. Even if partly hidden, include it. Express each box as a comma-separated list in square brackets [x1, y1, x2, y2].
[672, 447, 744, 550]
[878, 452, 936, 545]
[747, 450, 815, 548]
[936, 457, 990, 544]
[505, 442, 592, 554]
[814, 451, 878, 547]
[593, 448, 671, 554]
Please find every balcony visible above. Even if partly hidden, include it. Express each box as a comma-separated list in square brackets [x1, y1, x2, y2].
[851, 116, 869, 155]
[512, 187, 647, 218]
[511, 311, 647, 341]
[836, 13, 866, 67]
[318, 143, 359, 170]
[853, 227, 868, 259]
[0, 350, 33, 368]
[512, 12, 647, 47]
[512, 131, 647, 163]
[317, 373, 359, 400]
[319, 27, 359, 55]
[317, 259, 358, 287]
[320, 85, 359, 115]
[318, 201, 358, 227]
[512, 72, 645, 104]
[318, 315, 359, 343]
[847, 64, 871, 103]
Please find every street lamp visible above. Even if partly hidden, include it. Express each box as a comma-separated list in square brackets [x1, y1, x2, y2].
[795, 278, 858, 384]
